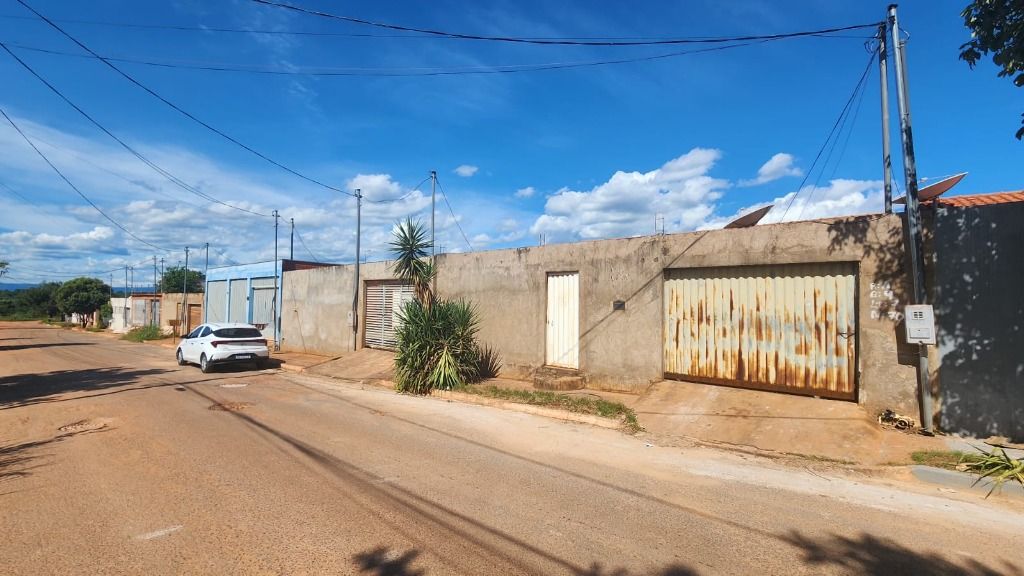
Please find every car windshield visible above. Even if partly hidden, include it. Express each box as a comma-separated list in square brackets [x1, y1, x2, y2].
[212, 327, 264, 339]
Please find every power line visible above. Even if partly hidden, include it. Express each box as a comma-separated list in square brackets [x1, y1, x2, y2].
[0, 179, 38, 206]
[250, 1, 881, 47]
[5, 40, 770, 77]
[0, 13, 876, 41]
[434, 176, 473, 252]
[0, 105, 169, 252]
[0, 42, 270, 217]
[293, 225, 320, 262]
[13, 0, 356, 198]
[775, 50, 876, 224]
[365, 175, 432, 204]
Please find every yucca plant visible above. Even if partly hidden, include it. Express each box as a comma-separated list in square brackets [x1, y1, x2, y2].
[389, 220, 498, 394]
[963, 447, 1024, 497]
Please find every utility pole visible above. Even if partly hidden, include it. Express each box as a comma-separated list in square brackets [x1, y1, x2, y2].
[352, 189, 362, 351]
[888, 4, 932, 433]
[272, 210, 280, 351]
[289, 217, 295, 261]
[203, 242, 209, 323]
[152, 256, 158, 326]
[129, 266, 134, 297]
[152, 256, 157, 294]
[430, 170, 437, 259]
[182, 246, 190, 335]
[123, 265, 128, 328]
[159, 258, 164, 293]
[879, 23, 893, 215]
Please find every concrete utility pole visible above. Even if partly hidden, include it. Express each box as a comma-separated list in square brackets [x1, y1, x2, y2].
[159, 258, 164, 293]
[888, 4, 933, 433]
[352, 188, 362, 351]
[272, 210, 280, 351]
[129, 266, 134, 297]
[430, 170, 437, 259]
[182, 246, 190, 335]
[289, 217, 294, 261]
[123, 265, 128, 328]
[152, 256, 158, 326]
[878, 24, 893, 215]
[203, 242, 209, 323]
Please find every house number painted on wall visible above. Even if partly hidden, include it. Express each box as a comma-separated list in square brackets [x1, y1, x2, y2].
[869, 281, 903, 322]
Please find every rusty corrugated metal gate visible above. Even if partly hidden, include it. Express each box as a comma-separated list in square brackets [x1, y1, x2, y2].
[663, 263, 858, 400]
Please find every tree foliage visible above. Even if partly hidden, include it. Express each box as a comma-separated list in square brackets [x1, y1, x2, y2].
[159, 266, 205, 293]
[0, 282, 61, 319]
[56, 277, 110, 326]
[960, 0, 1024, 139]
[389, 219, 435, 306]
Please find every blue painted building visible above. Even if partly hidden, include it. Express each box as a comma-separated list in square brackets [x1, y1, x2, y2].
[204, 260, 283, 345]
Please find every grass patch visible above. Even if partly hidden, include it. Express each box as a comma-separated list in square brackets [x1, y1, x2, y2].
[459, 385, 642, 433]
[783, 452, 856, 465]
[121, 325, 164, 342]
[911, 450, 980, 470]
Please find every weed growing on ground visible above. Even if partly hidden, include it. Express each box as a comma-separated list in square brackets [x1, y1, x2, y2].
[963, 447, 1024, 497]
[121, 325, 164, 342]
[910, 450, 979, 470]
[459, 385, 642, 433]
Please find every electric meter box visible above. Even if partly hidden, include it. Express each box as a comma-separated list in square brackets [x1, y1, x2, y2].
[904, 304, 936, 345]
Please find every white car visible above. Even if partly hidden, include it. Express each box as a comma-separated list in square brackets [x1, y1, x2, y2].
[175, 322, 270, 373]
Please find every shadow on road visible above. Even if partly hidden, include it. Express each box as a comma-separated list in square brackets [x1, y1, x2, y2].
[0, 367, 173, 410]
[784, 531, 1021, 576]
[0, 427, 111, 485]
[0, 342, 95, 352]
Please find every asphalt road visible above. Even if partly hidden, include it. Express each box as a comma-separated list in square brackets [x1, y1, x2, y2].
[2, 322, 1022, 575]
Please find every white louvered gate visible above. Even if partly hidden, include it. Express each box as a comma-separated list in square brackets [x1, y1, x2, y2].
[364, 282, 415, 350]
[545, 272, 580, 369]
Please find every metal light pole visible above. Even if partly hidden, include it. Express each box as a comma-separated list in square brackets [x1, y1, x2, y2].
[203, 242, 209, 323]
[289, 217, 294, 261]
[888, 4, 932, 433]
[182, 246, 190, 335]
[272, 210, 280, 351]
[352, 188, 362, 351]
[430, 170, 437, 259]
[878, 24, 893, 215]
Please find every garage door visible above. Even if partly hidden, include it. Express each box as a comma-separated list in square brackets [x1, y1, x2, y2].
[206, 280, 227, 323]
[229, 279, 248, 323]
[663, 263, 857, 400]
[364, 281, 414, 350]
[250, 277, 276, 339]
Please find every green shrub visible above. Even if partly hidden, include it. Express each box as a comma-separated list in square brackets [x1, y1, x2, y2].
[122, 325, 164, 342]
[394, 299, 484, 393]
[963, 447, 1024, 497]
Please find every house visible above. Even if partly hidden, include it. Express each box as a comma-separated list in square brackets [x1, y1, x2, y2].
[108, 292, 161, 333]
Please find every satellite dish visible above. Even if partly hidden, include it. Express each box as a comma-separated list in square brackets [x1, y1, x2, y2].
[894, 172, 967, 204]
[724, 205, 773, 228]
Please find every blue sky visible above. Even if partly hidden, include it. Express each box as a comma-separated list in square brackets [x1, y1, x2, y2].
[0, 0, 1020, 285]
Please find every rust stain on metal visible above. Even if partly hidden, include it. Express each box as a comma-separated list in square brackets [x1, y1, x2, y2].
[664, 264, 857, 400]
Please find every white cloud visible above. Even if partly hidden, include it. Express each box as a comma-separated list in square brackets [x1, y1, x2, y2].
[529, 149, 728, 242]
[740, 152, 803, 187]
[514, 186, 535, 198]
[454, 165, 479, 178]
[700, 178, 884, 230]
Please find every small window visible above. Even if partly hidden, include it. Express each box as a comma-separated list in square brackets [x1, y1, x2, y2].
[187, 326, 203, 339]
[200, 326, 213, 337]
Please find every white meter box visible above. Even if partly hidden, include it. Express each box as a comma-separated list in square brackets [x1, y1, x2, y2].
[904, 304, 936, 345]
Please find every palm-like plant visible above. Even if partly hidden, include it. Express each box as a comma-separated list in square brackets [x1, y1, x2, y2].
[388, 219, 499, 393]
[389, 219, 434, 306]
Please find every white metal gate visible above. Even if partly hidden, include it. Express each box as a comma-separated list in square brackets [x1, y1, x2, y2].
[206, 280, 227, 323]
[229, 279, 248, 323]
[250, 277, 276, 338]
[546, 272, 580, 369]
[663, 263, 858, 400]
[364, 282, 415, 350]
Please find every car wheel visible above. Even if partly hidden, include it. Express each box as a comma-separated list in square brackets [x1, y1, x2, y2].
[200, 353, 212, 374]
[176, 349, 185, 366]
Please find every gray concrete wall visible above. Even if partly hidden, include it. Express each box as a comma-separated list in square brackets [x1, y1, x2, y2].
[280, 214, 920, 416]
[435, 214, 918, 415]
[934, 202, 1024, 442]
[280, 261, 392, 356]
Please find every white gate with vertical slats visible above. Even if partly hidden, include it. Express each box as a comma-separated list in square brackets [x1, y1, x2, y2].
[229, 279, 248, 323]
[546, 272, 580, 369]
[207, 280, 227, 323]
[364, 282, 415, 350]
[250, 277, 276, 338]
[663, 263, 858, 400]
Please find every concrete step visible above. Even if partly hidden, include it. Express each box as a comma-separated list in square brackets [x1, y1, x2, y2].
[533, 366, 585, 391]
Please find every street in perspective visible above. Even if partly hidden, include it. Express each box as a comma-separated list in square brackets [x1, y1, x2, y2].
[2, 1, 1023, 575]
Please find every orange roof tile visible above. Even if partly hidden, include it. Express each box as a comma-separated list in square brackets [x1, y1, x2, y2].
[936, 191, 1024, 207]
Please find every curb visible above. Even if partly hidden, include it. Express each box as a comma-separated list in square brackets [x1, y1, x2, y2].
[911, 465, 1024, 499]
[431, 389, 625, 430]
[279, 363, 306, 373]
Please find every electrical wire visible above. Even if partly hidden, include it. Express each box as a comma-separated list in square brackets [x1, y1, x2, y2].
[250, 1, 882, 47]
[4, 40, 767, 77]
[0, 105, 170, 252]
[0, 42, 270, 217]
[774, 49, 876, 224]
[13, 0, 356, 198]
[0, 179, 38, 205]
[0, 13, 876, 41]
[293, 225, 320, 262]
[434, 176, 473, 252]
[365, 175, 432, 204]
